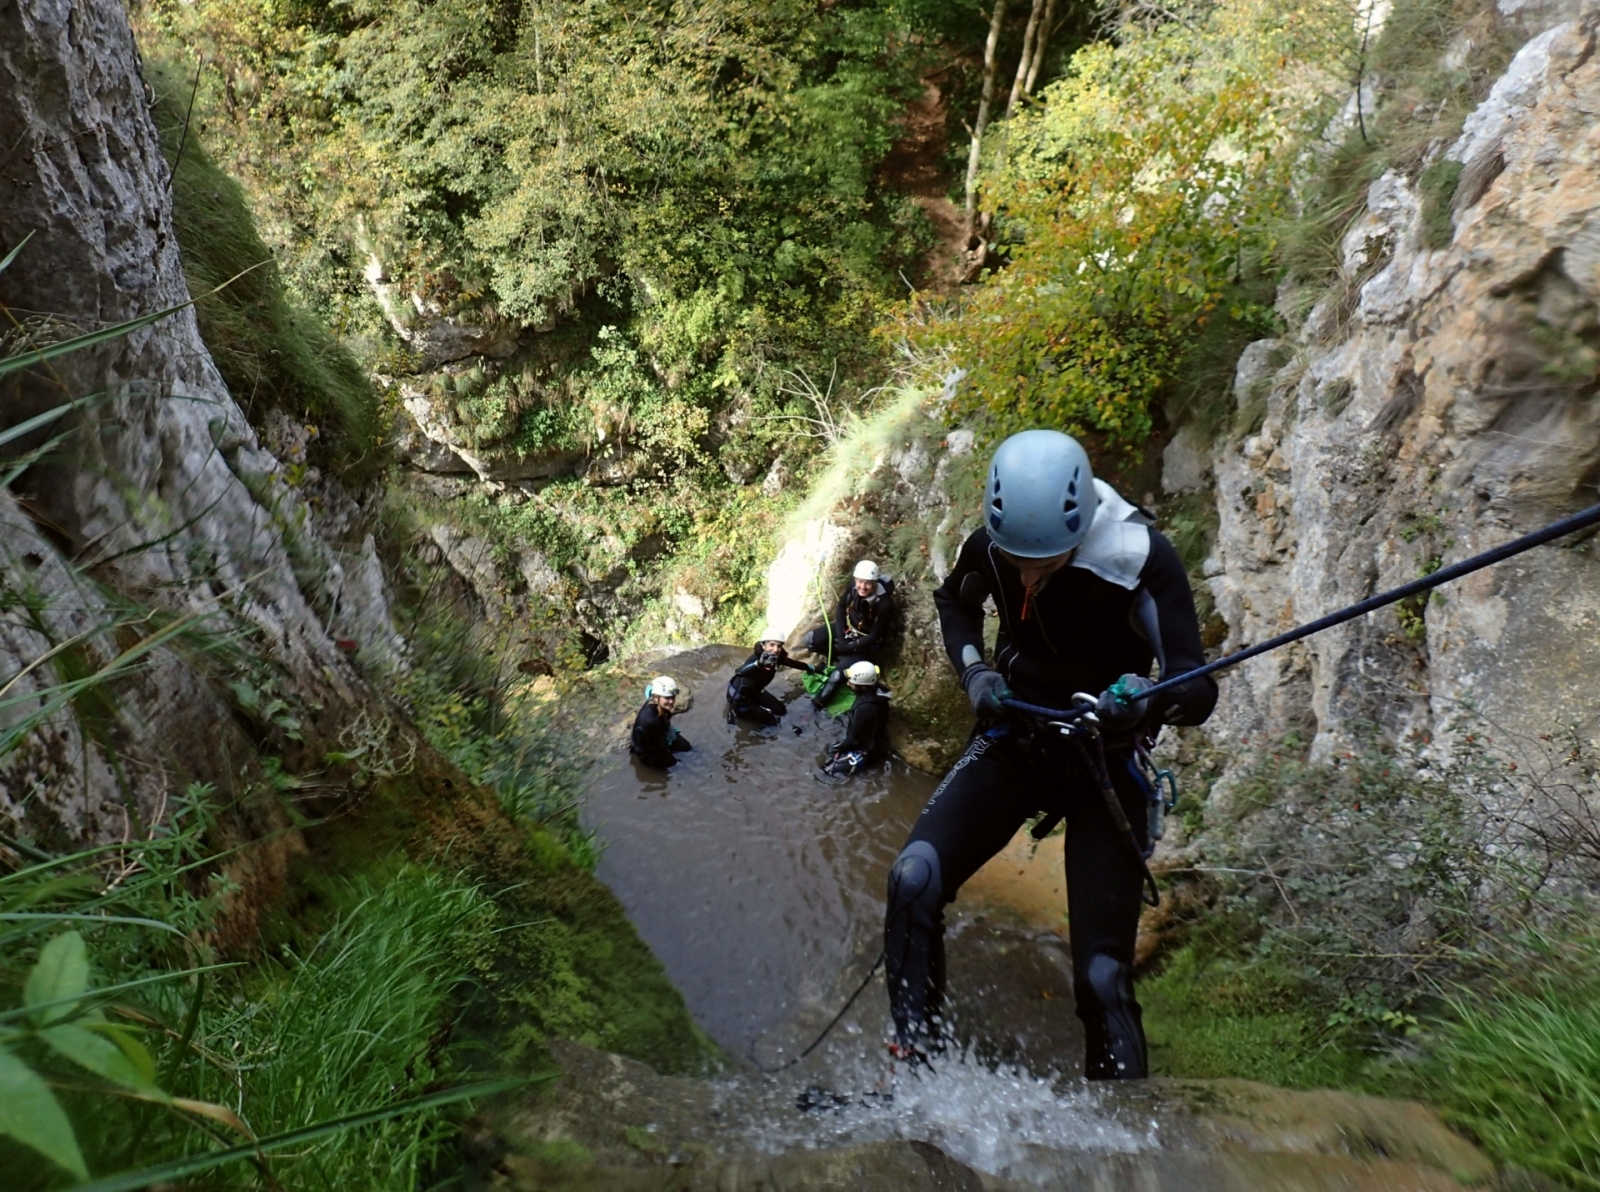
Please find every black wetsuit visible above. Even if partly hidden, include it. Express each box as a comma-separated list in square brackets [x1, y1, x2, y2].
[630, 701, 691, 769]
[885, 526, 1216, 1078]
[726, 650, 809, 725]
[827, 685, 890, 775]
[805, 580, 894, 667]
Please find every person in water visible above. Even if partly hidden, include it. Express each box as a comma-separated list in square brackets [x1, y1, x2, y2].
[726, 630, 818, 726]
[806, 559, 895, 709]
[883, 430, 1217, 1079]
[822, 660, 891, 778]
[630, 675, 693, 769]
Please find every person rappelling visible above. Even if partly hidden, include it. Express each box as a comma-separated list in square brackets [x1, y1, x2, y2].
[821, 661, 892, 779]
[806, 560, 895, 710]
[882, 429, 1217, 1079]
[727, 630, 821, 726]
[631, 675, 693, 769]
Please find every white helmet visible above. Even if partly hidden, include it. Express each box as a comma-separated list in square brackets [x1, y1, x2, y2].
[649, 675, 680, 698]
[984, 430, 1099, 558]
[845, 660, 879, 688]
[757, 627, 787, 646]
[853, 560, 880, 582]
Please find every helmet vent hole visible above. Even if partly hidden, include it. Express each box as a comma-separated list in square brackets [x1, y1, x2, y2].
[1066, 513, 1081, 533]
[1063, 498, 1076, 514]
[993, 497, 1003, 511]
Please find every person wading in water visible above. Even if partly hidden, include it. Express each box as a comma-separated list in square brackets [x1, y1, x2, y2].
[822, 660, 891, 779]
[631, 676, 693, 769]
[882, 430, 1217, 1078]
[726, 630, 819, 726]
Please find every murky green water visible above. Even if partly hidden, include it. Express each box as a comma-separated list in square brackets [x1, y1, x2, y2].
[583, 645, 934, 1053]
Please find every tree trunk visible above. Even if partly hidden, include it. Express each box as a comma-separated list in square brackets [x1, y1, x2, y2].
[1007, 0, 1047, 117]
[964, 0, 1008, 234]
[1023, 0, 1060, 96]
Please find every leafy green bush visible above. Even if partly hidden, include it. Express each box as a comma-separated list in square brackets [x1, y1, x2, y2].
[136, 0, 937, 466]
[904, 0, 1349, 446]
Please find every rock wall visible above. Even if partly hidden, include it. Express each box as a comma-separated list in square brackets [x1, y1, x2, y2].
[1200, 6, 1600, 765]
[0, 0, 401, 846]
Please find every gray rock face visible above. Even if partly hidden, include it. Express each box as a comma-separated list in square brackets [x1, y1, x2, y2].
[0, 0, 400, 842]
[1206, 12, 1600, 762]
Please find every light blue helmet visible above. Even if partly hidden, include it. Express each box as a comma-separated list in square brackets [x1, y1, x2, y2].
[984, 430, 1098, 558]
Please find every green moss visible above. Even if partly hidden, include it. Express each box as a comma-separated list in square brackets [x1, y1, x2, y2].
[148, 63, 384, 483]
[1143, 945, 1367, 1089]
[288, 753, 718, 1077]
[1419, 159, 1464, 250]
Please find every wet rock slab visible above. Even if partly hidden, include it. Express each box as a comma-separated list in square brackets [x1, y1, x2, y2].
[478, 1042, 1496, 1192]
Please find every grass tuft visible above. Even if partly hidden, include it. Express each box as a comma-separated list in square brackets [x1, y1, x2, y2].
[1409, 932, 1600, 1189]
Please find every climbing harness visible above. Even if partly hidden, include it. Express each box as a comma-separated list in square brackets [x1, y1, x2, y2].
[1002, 498, 1600, 726]
[1015, 695, 1162, 907]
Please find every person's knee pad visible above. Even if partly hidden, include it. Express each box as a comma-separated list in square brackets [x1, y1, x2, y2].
[1084, 952, 1147, 1079]
[886, 841, 943, 926]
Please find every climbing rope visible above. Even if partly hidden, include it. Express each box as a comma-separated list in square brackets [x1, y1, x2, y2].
[1002, 499, 1600, 724]
[747, 948, 887, 1075]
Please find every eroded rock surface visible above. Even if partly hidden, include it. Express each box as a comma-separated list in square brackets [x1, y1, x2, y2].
[0, 0, 400, 844]
[477, 1041, 1492, 1192]
[1206, 10, 1600, 760]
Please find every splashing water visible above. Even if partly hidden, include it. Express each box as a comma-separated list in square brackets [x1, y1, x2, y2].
[717, 1045, 1157, 1183]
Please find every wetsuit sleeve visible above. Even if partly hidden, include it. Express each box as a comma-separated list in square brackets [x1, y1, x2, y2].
[932, 532, 989, 678]
[834, 586, 851, 629]
[1139, 530, 1218, 726]
[778, 656, 810, 673]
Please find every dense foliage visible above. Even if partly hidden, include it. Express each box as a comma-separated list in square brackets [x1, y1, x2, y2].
[137, 0, 958, 467]
[904, 0, 1350, 445]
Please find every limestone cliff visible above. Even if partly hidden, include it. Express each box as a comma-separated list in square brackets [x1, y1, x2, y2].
[1200, 5, 1600, 765]
[0, 0, 399, 846]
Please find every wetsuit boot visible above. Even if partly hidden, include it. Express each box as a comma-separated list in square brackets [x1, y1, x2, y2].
[1079, 953, 1148, 1080]
[811, 668, 845, 710]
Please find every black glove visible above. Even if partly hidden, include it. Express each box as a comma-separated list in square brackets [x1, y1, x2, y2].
[962, 664, 1012, 719]
[1095, 674, 1154, 733]
[670, 732, 692, 753]
[842, 635, 865, 651]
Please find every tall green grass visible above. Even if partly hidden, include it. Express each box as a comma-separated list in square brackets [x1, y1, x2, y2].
[1, 802, 503, 1191]
[1411, 931, 1600, 1189]
[206, 867, 498, 1191]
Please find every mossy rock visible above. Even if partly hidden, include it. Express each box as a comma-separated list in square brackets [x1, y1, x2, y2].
[274, 735, 718, 1077]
